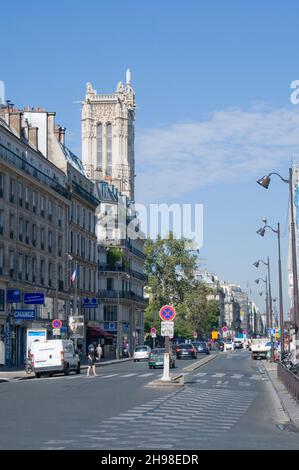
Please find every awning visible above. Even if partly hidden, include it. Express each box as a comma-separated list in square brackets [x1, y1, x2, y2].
[87, 326, 114, 337]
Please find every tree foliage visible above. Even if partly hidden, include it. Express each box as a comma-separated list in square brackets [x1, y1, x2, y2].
[144, 235, 219, 339]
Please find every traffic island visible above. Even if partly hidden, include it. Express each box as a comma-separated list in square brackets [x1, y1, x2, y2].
[146, 373, 185, 388]
[182, 352, 217, 372]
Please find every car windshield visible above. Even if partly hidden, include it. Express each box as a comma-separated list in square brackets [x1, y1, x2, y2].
[178, 344, 193, 349]
[135, 346, 148, 352]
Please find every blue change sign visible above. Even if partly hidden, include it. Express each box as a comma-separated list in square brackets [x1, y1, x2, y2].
[7, 289, 21, 303]
[14, 309, 36, 320]
[24, 293, 45, 305]
[82, 297, 98, 308]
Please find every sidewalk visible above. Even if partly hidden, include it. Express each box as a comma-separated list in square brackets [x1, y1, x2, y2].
[0, 357, 133, 382]
[263, 360, 299, 429]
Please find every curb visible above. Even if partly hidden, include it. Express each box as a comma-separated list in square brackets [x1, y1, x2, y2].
[0, 357, 133, 382]
[182, 353, 217, 372]
[262, 362, 298, 428]
[146, 373, 185, 388]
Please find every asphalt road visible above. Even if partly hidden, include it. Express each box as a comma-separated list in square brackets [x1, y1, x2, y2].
[0, 350, 299, 450]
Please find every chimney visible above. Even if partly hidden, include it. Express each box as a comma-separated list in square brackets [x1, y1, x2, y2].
[9, 110, 22, 137]
[54, 125, 60, 142]
[28, 126, 39, 150]
[59, 127, 66, 145]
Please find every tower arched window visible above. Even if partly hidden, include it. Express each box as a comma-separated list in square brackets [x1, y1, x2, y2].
[97, 124, 102, 170]
[106, 123, 112, 176]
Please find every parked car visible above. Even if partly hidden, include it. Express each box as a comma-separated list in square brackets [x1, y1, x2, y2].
[192, 341, 210, 355]
[176, 343, 197, 359]
[30, 339, 80, 378]
[133, 345, 151, 362]
[224, 340, 234, 351]
[233, 339, 244, 349]
[148, 348, 176, 369]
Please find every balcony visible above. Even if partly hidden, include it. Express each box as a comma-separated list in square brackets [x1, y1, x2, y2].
[99, 289, 148, 305]
[0, 143, 70, 200]
[72, 181, 100, 208]
[97, 263, 147, 282]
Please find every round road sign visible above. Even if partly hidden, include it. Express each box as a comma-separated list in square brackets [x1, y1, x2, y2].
[159, 305, 176, 322]
[150, 327, 157, 334]
[222, 326, 228, 332]
[52, 319, 62, 329]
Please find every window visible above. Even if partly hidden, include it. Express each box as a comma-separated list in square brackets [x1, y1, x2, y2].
[48, 200, 52, 221]
[32, 191, 37, 213]
[88, 240, 91, 260]
[10, 179, 15, 203]
[32, 224, 37, 246]
[25, 221, 30, 244]
[70, 231, 73, 253]
[71, 202, 74, 222]
[25, 255, 29, 281]
[58, 205, 62, 226]
[18, 254, 23, 280]
[40, 195, 45, 217]
[48, 231, 52, 252]
[97, 123, 102, 170]
[40, 227, 45, 250]
[58, 235, 62, 257]
[81, 237, 85, 258]
[77, 234, 80, 256]
[9, 213, 15, 239]
[18, 182, 23, 207]
[104, 305, 117, 322]
[0, 246, 3, 275]
[25, 187, 30, 210]
[76, 204, 80, 225]
[0, 173, 4, 197]
[19, 217, 24, 242]
[58, 265, 63, 291]
[106, 123, 112, 176]
[48, 263, 53, 287]
[107, 278, 113, 291]
[0, 210, 3, 235]
[32, 258, 36, 283]
[40, 259, 45, 285]
[9, 251, 14, 278]
[83, 208, 86, 229]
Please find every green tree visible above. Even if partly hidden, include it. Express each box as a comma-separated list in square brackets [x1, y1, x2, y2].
[144, 234, 220, 339]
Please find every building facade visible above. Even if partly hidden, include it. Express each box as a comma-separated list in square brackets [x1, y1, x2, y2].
[0, 105, 70, 365]
[82, 70, 135, 201]
[81, 72, 147, 356]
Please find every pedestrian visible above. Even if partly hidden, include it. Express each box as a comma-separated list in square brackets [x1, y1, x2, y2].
[96, 343, 103, 362]
[87, 344, 97, 377]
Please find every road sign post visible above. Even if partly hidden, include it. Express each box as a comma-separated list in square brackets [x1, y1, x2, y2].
[159, 306, 176, 382]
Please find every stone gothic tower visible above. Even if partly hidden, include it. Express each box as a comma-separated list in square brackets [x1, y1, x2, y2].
[82, 70, 136, 201]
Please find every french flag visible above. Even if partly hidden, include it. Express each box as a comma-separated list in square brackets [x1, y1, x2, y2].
[70, 268, 78, 284]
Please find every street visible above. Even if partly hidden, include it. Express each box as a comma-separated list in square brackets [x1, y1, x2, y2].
[0, 350, 299, 450]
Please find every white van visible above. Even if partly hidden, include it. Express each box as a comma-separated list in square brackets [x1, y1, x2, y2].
[30, 339, 80, 378]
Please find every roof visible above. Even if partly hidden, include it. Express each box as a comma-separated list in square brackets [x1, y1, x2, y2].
[60, 143, 87, 176]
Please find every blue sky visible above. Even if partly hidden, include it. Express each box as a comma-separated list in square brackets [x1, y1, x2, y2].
[2, 0, 299, 315]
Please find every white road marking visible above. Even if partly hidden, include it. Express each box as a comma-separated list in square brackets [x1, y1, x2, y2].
[138, 373, 155, 377]
[231, 374, 243, 379]
[101, 374, 119, 378]
[194, 372, 207, 376]
[119, 373, 138, 378]
[195, 379, 207, 384]
[212, 373, 226, 377]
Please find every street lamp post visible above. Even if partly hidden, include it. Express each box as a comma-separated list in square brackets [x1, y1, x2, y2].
[256, 223, 285, 354]
[254, 258, 274, 361]
[255, 277, 269, 333]
[257, 169, 298, 360]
